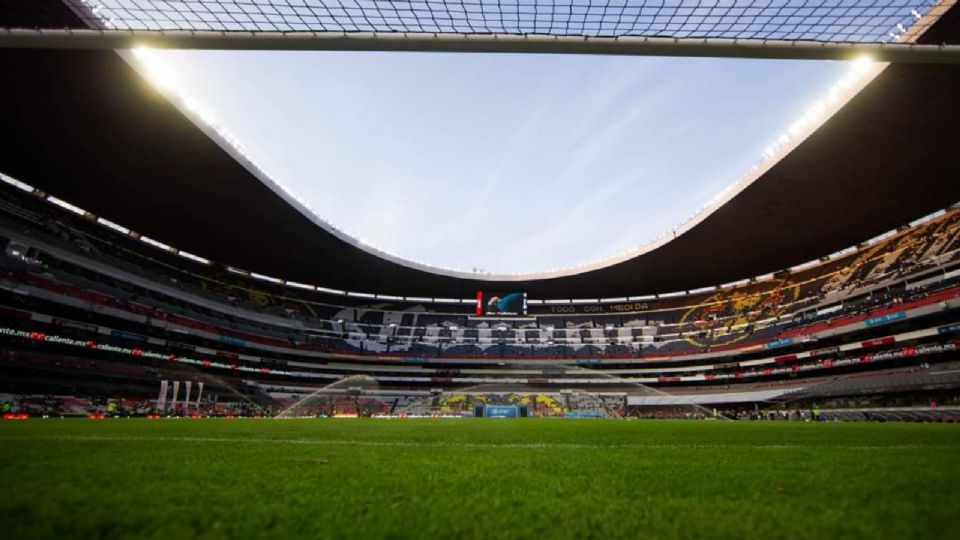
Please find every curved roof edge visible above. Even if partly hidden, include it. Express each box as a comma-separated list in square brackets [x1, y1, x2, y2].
[118, 49, 886, 283]
[104, 1, 950, 284]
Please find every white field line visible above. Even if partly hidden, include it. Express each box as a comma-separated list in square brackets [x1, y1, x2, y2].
[1, 435, 958, 451]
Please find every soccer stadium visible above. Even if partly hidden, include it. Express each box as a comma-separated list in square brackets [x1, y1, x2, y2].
[2, 0, 960, 538]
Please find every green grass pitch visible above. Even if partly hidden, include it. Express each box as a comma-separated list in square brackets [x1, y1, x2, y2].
[2, 418, 959, 539]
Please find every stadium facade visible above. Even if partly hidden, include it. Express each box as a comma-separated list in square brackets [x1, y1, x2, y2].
[2, 0, 960, 420]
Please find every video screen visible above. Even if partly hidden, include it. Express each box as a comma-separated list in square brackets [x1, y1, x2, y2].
[477, 291, 527, 316]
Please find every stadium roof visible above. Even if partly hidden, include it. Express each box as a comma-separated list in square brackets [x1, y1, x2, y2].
[1, 0, 960, 299]
[50, 0, 950, 39]
[3, 0, 960, 61]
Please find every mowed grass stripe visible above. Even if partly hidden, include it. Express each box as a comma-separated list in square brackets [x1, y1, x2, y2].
[4, 434, 960, 450]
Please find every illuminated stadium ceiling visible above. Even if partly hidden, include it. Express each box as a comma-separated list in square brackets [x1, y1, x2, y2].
[1, 0, 960, 299]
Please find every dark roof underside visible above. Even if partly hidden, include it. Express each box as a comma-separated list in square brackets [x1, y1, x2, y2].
[0, 0, 84, 29]
[1, 4, 959, 299]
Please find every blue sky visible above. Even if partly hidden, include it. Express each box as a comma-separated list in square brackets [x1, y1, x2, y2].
[155, 50, 850, 274]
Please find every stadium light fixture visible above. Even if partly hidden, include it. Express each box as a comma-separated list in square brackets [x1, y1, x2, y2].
[853, 55, 877, 74]
[133, 46, 180, 93]
[285, 281, 316, 291]
[316, 287, 346, 296]
[689, 286, 717, 294]
[250, 272, 282, 284]
[177, 251, 210, 265]
[0, 173, 35, 193]
[47, 196, 86, 217]
[140, 235, 173, 252]
[96, 217, 130, 235]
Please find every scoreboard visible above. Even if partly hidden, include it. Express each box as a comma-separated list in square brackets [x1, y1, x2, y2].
[476, 291, 527, 316]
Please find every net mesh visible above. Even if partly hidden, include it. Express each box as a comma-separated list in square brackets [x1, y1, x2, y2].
[61, 0, 938, 43]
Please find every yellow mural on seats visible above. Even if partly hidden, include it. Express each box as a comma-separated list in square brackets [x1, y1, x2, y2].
[439, 394, 489, 409]
[679, 279, 799, 348]
[535, 395, 561, 408]
[218, 279, 317, 319]
[534, 395, 564, 415]
[440, 394, 467, 407]
[243, 288, 271, 306]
